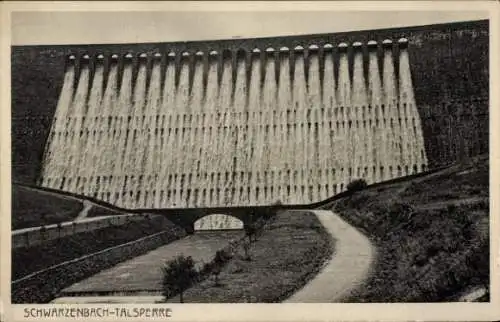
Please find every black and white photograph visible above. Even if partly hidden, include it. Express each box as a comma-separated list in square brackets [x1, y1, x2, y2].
[4, 3, 497, 319]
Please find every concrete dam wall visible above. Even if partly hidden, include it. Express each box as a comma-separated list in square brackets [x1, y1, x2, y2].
[11, 20, 489, 209]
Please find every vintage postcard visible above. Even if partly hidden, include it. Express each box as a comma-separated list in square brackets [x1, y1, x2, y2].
[1, 1, 499, 321]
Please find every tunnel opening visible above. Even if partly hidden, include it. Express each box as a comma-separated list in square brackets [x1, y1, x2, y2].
[193, 213, 244, 231]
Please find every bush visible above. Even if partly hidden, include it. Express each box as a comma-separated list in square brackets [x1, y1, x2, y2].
[212, 249, 232, 286]
[402, 182, 425, 196]
[347, 179, 368, 192]
[446, 203, 458, 214]
[162, 255, 199, 303]
[242, 240, 252, 261]
[244, 223, 257, 242]
[388, 202, 414, 217]
[347, 192, 370, 209]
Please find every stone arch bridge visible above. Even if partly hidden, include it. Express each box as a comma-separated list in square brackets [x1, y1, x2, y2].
[149, 205, 283, 233]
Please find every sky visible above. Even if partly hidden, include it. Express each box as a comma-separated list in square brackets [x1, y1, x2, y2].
[11, 9, 489, 46]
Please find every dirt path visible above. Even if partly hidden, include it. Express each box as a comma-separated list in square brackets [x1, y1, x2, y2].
[75, 200, 93, 220]
[284, 210, 375, 303]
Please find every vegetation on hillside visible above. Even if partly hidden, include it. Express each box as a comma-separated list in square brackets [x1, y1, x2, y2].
[208, 250, 233, 286]
[166, 211, 333, 303]
[12, 185, 126, 230]
[331, 155, 489, 302]
[86, 204, 123, 218]
[12, 185, 84, 230]
[12, 215, 185, 280]
[162, 249, 235, 302]
[347, 178, 368, 192]
[162, 256, 199, 303]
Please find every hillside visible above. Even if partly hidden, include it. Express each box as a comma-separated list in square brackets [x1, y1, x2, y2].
[12, 215, 185, 280]
[12, 185, 123, 230]
[327, 154, 489, 302]
[12, 185, 85, 229]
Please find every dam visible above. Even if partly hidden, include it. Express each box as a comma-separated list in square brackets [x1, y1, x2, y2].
[38, 39, 426, 208]
[11, 20, 489, 209]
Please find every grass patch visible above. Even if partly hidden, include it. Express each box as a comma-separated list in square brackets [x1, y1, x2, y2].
[12, 185, 128, 230]
[167, 211, 333, 303]
[12, 215, 185, 280]
[12, 185, 84, 230]
[332, 155, 489, 302]
[86, 204, 124, 218]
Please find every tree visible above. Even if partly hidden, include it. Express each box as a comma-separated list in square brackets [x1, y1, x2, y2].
[212, 249, 231, 286]
[253, 217, 267, 239]
[273, 199, 283, 206]
[242, 240, 252, 261]
[244, 223, 257, 243]
[346, 179, 368, 192]
[162, 255, 198, 303]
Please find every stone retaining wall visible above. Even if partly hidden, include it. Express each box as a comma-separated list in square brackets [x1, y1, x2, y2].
[12, 228, 186, 303]
[12, 213, 147, 249]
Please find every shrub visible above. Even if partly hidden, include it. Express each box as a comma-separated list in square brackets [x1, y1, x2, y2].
[388, 202, 414, 217]
[347, 179, 368, 192]
[348, 192, 370, 209]
[272, 200, 283, 206]
[162, 255, 198, 303]
[403, 182, 424, 196]
[446, 203, 458, 214]
[244, 223, 257, 242]
[212, 249, 232, 286]
[242, 240, 252, 261]
[466, 240, 489, 289]
[200, 261, 213, 275]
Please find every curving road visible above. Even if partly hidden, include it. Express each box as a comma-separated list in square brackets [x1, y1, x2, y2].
[284, 210, 375, 303]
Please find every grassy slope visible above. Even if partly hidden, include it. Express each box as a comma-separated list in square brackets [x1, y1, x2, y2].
[12, 215, 185, 280]
[169, 211, 334, 303]
[328, 154, 489, 302]
[12, 185, 125, 230]
[12, 185, 84, 230]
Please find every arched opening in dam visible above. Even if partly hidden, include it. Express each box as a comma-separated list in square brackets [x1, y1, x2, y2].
[38, 38, 430, 209]
[194, 214, 244, 231]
